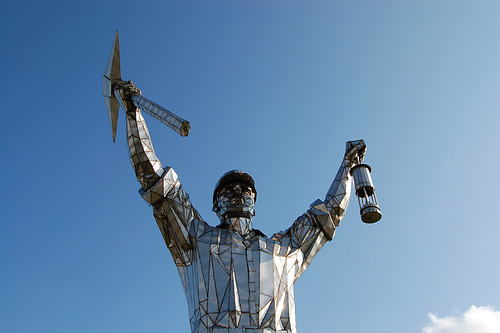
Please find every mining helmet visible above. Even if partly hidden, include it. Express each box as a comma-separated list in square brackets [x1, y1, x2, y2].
[213, 170, 257, 208]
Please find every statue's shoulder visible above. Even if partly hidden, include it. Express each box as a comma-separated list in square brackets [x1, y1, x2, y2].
[250, 229, 267, 238]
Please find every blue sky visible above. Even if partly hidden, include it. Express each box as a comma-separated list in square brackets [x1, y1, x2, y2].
[1, 1, 499, 332]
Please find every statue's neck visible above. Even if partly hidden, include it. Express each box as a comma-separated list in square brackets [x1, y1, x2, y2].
[219, 216, 253, 236]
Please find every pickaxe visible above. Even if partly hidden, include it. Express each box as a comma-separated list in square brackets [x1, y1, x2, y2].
[102, 31, 190, 142]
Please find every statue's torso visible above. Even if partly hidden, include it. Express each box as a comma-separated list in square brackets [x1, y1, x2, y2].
[178, 226, 301, 333]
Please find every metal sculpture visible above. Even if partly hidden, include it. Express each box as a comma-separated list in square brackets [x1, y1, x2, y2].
[103, 32, 381, 333]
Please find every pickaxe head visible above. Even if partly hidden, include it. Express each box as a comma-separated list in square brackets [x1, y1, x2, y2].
[102, 31, 122, 143]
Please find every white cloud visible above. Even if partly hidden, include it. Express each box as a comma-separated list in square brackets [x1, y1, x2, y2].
[422, 306, 500, 333]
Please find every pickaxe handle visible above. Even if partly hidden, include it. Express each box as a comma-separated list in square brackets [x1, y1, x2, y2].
[130, 94, 190, 137]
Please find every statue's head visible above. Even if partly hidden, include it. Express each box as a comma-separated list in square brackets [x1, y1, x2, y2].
[212, 170, 257, 235]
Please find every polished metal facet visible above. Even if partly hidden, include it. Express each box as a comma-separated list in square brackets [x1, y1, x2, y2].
[104, 33, 380, 333]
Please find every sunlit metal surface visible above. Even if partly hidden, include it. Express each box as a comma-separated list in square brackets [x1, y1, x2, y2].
[104, 33, 379, 333]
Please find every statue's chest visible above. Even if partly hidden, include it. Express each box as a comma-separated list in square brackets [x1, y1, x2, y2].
[182, 228, 297, 331]
[193, 229, 293, 291]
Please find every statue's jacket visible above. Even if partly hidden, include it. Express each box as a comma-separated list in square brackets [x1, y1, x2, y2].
[140, 168, 337, 333]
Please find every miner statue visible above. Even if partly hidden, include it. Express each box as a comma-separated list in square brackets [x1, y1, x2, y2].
[103, 32, 381, 333]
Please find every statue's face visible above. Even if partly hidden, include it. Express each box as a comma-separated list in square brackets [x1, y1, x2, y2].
[214, 182, 256, 219]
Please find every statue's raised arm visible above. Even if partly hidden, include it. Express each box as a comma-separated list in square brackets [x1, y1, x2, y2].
[324, 139, 367, 225]
[270, 140, 368, 280]
[103, 32, 204, 267]
[116, 81, 164, 190]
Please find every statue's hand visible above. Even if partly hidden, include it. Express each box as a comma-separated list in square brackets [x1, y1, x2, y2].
[345, 139, 366, 163]
[115, 81, 142, 118]
[115, 80, 142, 95]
